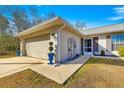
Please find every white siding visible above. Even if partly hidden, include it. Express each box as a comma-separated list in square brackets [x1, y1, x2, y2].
[98, 35, 107, 55]
[59, 29, 81, 62]
[98, 35, 116, 55]
[106, 36, 113, 55]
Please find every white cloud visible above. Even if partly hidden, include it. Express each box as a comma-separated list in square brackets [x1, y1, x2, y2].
[108, 6, 124, 21]
[109, 15, 124, 21]
[114, 6, 124, 14]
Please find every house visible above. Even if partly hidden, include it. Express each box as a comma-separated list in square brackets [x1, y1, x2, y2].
[16, 16, 124, 63]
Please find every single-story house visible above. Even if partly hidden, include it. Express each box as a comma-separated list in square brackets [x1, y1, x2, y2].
[16, 16, 124, 63]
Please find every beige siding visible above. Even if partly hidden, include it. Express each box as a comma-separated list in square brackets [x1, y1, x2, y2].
[106, 36, 112, 55]
[82, 35, 120, 56]
[98, 35, 110, 55]
[59, 29, 81, 62]
[98, 35, 118, 55]
[25, 34, 50, 59]
[84, 33, 124, 56]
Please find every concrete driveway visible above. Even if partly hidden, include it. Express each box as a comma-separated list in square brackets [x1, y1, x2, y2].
[0, 56, 90, 84]
[0, 57, 47, 78]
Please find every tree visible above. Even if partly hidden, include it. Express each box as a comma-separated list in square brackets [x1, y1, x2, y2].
[75, 21, 87, 30]
[29, 7, 43, 25]
[11, 9, 31, 33]
[0, 6, 57, 36]
[0, 15, 9, 35]
[0, 34, 19, 55]
[7, 20, 17, 36]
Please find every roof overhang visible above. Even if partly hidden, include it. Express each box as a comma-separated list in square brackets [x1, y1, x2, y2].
[83, 23, 124, 35]
[16, 16, 83, 38]
[16, 16, 124, 38]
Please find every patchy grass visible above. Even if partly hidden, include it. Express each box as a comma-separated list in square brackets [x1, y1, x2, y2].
[0, 55, 15, 59]
[0, 52, 16, 59]
[65, 58, 124, 88]
[0, 69, 62, 88]
[0, 58, 124, 88]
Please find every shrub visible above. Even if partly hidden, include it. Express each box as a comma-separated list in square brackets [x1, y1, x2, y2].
[48, 42, 54, 52]
[0, 35, 19, 55]
[49, 42, 53, 46]
[101, 50, 105, 56]
[49, 46, 54, 52]
[118, 46, 124, 57]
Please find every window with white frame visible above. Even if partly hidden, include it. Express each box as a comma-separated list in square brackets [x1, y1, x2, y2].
[112, 34, 124, 51]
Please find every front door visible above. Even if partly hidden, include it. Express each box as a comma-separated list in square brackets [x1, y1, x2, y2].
[84, 39, 93, 55]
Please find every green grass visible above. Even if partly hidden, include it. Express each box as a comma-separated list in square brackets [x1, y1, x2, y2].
[0, 57, 124, 88]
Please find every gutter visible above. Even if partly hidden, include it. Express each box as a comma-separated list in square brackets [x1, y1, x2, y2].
[58, 24, 66, 63]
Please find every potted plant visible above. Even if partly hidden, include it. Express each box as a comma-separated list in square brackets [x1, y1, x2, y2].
[48, 42, 55, 64]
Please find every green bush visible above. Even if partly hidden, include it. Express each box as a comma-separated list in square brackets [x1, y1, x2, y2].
[48, 41, 54, 52]
[118, 46, 124, 57]
[49, 42, 53, 46]
[49, 46, 54, 52]
[0, 35, 20, 55]
[101, 50, 105, 56]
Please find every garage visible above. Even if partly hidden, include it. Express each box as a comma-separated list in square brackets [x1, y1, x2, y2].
[25, 34, 50, 59]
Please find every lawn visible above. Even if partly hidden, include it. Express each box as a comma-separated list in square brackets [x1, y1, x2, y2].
[0, 52, 16, 59]
[0, 58, 124, 88]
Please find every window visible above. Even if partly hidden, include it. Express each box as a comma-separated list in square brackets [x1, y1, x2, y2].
[112, 34, 124, 51]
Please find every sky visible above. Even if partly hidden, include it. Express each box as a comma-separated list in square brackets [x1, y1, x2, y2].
[1, 5, 124, 29]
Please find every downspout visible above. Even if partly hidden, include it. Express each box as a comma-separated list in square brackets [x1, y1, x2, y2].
[57, 24, 66, 63]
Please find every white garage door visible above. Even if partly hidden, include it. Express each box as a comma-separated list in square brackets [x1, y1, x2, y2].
[25, 34, 50, 59]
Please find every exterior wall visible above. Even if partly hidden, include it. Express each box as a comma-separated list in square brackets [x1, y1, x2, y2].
[106, 36, 113, 55]
[97, 34, 124, 56]
[96, 34, 119, 56]
[87, 32, 124, 56]
[25, 34, 50, 59]
[82, 34, 119, 56]
[19, 27, 58, 63]
[20, 38, 26, 56]
[98, 35, 107, 55]
[19, 23, 124, 62]
[59, 29, 81, 62]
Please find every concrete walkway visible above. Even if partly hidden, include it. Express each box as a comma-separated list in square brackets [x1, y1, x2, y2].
[30, 56, 90, 84]
[0, 57, 45, 78]
[0, 56, 90, 84]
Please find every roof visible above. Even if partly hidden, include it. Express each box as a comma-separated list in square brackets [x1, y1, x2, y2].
[16, 16, 124, 37]
[16, 16, 83, 37]
[83, 23, 124, 35]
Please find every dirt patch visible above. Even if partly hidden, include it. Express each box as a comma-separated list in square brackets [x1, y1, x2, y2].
[0, 69, 62, 88]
